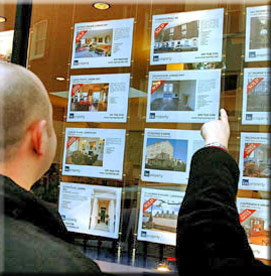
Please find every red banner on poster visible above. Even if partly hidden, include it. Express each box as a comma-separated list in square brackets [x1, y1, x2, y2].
[143, 198, 157, 212]
[247, 78, 263, 94]
[151, 81, 165, 94]
[76, 30, 87, 43]
[67, 137, 79, 149]
[239, 209, 256, 223]
[243, 143, 261, 158]
[71, 84, 83, 96]
[154, 23, 168, 37]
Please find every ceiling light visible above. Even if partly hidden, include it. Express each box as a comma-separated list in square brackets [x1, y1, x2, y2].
[92, 2, 111, 10]
[56, 76, 66, 81]
[0, 16, 7, 23]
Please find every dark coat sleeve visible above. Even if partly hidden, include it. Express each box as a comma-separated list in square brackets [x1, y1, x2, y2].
[176, 147, 268, 274]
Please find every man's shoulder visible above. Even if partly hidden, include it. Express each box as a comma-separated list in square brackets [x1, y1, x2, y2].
[1, 174, 68, 239]
[1, 175, 102, 274]
[4, 215, 102, 274]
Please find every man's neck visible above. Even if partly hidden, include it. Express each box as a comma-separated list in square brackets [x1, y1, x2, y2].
[0, 161, 34, 191]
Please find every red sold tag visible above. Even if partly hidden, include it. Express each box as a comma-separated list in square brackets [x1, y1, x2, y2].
[239, 209, 256, 223]
[76, 30, 87, 43]
[67, 137, 79, 149]
[143, 198, 157, 212]
[243, 143, 261, 158]
[154, 23, 168, 37]
[247, 78, 263, 94]
[151, 81, 165, 94]
[71, 84, 83, 96]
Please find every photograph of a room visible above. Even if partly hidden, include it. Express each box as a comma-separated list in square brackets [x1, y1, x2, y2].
[145, 138, 187, 171]
[154, 20, 199, 53]
[243, 143, 271, 178]
[241, 215, 270, 246]
[246, 79, 270, 112]
[88, 189, 118, 233]
[249, 16, 270, 50]
[75, 28, 113, 58]
[142, 199, 181, 233]
[150, 80, 196, 111]
[70, 83, 109, 112]
[66, 137, 105, 166]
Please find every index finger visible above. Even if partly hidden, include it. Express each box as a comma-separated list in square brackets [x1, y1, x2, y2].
[220, 108, 228, 123]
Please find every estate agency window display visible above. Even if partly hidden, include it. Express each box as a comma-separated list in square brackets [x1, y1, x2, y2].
[26, 1, 270, 271]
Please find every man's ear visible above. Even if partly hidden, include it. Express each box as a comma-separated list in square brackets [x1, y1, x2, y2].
[31, 120, 47, 156]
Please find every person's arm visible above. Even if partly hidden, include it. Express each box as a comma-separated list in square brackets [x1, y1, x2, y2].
[176, 109, 263, 273]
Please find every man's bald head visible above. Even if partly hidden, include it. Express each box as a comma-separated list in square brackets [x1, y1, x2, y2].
[0, 62, 51, 161]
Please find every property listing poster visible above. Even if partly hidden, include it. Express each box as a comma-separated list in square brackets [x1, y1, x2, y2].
[71, 18, 134, 68]
[58, 182, 122, 239]
[237, 198, 270, 260]
[141, 129, 204, 184]
[62, 128, 126, 180]
[67, 74, 130, 123]
[137, 188, 185, 246]
[146, 69, 221, 123]
[242, 68, 270, 125]
[239, 132, 271, 191]
[245, 6, 270, 62]
[150, 8, 223, 65]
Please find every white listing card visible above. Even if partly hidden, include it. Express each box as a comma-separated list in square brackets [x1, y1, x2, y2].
[141, 128, 204, 184]
[67, 74, 130, 123]
[242, 68, 270, 125]
[150, 8, 223, 65]
[146, 69, 221, 123]
[137, 188, 185, 246]
[237, 198, 270, 260]
[59, 182, 122, 239]
[245, 6, 270, 62]
[71, 18, 134, 68]
[62, 128, 126, 180]
[239, 132, 271, 192]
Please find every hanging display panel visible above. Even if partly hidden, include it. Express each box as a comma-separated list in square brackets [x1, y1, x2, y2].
[67, 73, 130, 123]
[237, 197, 270, 260]
[146, 69, 221, 123]
[59, 182, 122, 239]
[241, 68, 270, 125]
[71, 18, 134, 68]
[150, 8, 224, 65]
[141, 128, 204, 184]
[238, 132, 271, 191]
[137, 188, 185, 246]
[245, 5, 270, 62]
[62, 128, 126, 180]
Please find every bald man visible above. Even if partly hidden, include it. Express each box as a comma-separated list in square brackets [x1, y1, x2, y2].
[176, 109, 270, 275]
[0, 62, 102, 274]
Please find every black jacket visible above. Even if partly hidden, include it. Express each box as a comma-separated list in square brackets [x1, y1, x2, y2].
[176, 147, 270, 275]
[0, 174, 102, 274]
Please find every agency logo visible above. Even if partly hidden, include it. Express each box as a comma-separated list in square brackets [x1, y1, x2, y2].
[141, 231, 147, 237]
[153, 55, 159, 62]
[144, 170, 150, 177]
[242, 179, 249, 186]
[150, 113, 156, 119]
[246, 114, 253, 120]
[249, 51, 256, 58]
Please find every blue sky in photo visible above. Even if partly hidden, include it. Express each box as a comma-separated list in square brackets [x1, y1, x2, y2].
[143, 198, 181, 214]
[146, 138, 188, 163]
